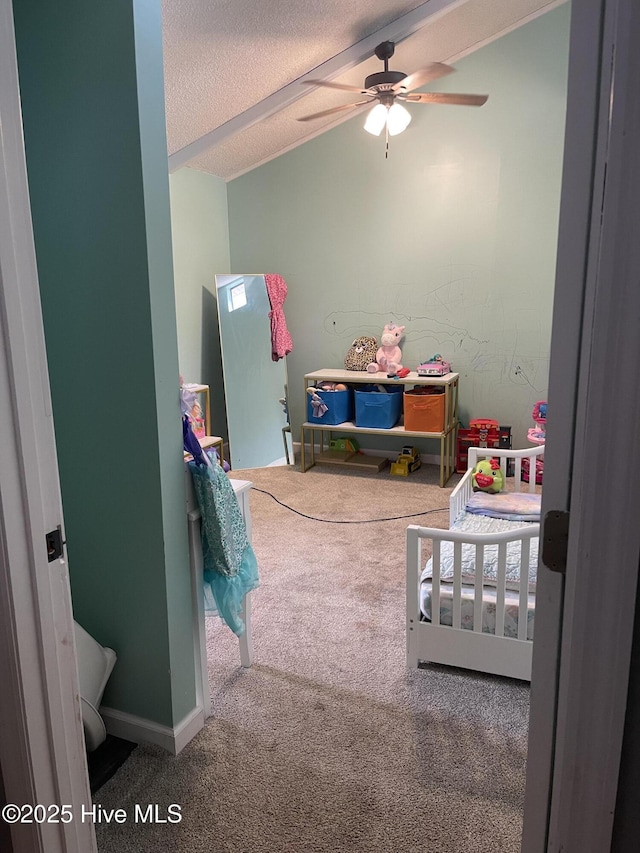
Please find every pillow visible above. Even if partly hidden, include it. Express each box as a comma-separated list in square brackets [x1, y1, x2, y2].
[425, 511, 540, 591]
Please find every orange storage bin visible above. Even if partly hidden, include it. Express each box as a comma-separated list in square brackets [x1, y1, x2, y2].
[403, 389, 445, 432]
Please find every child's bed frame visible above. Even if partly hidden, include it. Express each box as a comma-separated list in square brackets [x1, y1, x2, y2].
[406, 445, 545, 681]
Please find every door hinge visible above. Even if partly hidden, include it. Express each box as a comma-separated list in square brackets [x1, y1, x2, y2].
[542, 510, 569, 574]
[46, 525, 65, 562]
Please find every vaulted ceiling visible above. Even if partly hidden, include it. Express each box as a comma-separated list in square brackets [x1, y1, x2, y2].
[162, 0, 564, 181]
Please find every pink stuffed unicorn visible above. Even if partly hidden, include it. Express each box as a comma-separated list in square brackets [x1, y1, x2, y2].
[367, 323, 405, 375]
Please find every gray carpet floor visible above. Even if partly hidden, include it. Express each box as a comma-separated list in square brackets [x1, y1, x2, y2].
[95, 462, 530, 853]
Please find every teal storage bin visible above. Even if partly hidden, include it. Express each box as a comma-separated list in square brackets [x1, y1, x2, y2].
[354, 386, 403, 428]
[306, 388, 353, 425]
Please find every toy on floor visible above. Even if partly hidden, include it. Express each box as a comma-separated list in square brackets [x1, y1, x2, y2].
[390, 446, 422, 476]
[471, 458, 504, 493]
[367, 322, 405, 376]
[329, 437, 359, 453]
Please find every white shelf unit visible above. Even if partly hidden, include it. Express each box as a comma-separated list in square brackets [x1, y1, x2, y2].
[186, 475, 254, 720]
[300, 369, 459, 487]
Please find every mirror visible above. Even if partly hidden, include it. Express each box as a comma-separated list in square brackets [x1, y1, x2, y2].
[215, 274, 292, 469]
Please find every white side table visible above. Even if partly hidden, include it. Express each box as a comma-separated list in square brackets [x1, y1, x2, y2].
[186, 471, 254, 719]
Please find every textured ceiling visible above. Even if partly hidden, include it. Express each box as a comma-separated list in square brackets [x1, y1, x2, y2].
[162, 0, 564, 181]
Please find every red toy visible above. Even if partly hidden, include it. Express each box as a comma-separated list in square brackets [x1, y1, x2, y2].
[456, 419, 511, 473]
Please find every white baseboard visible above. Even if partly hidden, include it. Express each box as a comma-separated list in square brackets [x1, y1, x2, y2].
[100, 703, 204, 755]
[291, 440, 440, 467]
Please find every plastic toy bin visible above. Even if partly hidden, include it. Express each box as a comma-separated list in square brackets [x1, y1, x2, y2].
[306, 388, 353, 425]
[354, 386, 403, 429]
[403, 389, 445, 432]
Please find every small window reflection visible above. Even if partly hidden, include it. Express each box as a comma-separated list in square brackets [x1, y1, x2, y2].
[228, 281, 247, 312]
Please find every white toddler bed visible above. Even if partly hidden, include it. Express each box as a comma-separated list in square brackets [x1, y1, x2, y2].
[406, 445, 545, 681]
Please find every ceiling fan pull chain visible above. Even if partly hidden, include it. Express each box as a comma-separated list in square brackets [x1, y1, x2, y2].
[385, 124, 389, 159]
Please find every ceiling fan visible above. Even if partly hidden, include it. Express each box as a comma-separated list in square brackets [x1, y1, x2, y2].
[297, 41, 488, 139]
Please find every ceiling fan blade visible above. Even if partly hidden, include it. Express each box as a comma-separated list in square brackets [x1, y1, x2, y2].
[392, 62, 455, 93]
[403, 92, 489, 106]
[297, 100, 373, 122]
[301, 79, 369, 94]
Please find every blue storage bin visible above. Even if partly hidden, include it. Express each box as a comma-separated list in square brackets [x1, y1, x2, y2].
[306, 388, 353, 425]
[354, 386, 403, 428]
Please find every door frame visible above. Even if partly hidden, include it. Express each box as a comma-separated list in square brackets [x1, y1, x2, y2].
[522, 0, 640, 849]
[0, 3, 97, 851]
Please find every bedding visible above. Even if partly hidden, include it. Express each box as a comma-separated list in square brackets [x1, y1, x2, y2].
[423, 510, 540, 592]
[465, 490, 541, 522]
[419, 582, 535, 640]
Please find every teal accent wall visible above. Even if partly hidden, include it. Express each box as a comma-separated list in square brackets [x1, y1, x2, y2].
[227, 5, 570, 448]
[170, 168, 230, 440]
[13, 0, 196, 726]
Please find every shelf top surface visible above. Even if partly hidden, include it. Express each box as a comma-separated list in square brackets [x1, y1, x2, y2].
[304, 368, 458, 385]
[182, 383, 208, 392]
[301, 419, 457, 438]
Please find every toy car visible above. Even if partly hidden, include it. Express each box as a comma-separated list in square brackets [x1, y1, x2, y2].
[390, 446, 422, 476]
[417, 360, 451, 376]
[417, 353, 451, 376]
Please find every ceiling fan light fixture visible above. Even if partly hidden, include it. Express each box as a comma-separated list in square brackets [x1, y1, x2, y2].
[298, 42, 487, 142]
[364, 103, 388, 136]
[387, 102, 411, 136]
[364, 101, 412, 137]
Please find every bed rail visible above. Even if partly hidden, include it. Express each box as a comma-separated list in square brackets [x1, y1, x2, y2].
[406, 522, 539, 680]
[449, 445, 545, 524]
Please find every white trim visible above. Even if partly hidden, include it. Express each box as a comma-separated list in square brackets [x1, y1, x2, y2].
[522, 0, 607, 843]
[547, 0, 640, 847]
[99, 706, 205, 757]
[524, 0, 640, 849]
[0, 3, 96, 852]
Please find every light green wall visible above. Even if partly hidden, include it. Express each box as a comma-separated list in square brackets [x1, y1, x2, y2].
[227, 4, 570, 448]
[170, 168, 230, 440]
[13, 0, 196, 726]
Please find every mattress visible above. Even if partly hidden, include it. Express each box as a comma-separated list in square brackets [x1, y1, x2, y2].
[419, 509, 539, 639]
[419, 581, 535, 640]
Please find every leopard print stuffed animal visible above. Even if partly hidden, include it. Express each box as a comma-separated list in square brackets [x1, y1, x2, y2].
[344, 336, 378, 371]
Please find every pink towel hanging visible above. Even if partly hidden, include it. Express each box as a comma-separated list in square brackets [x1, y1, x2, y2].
[264, 273, 293, 361]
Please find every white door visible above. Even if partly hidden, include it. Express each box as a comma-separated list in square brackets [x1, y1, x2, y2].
[0, 3, 97, 852]
[522, 0, 640, 849]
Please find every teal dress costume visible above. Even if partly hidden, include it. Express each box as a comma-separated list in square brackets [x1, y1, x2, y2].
[189, 459, 259, 636]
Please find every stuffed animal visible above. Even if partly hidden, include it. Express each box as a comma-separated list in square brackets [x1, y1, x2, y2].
[344, 336, 379, 371]
[317, 381, 347, 392]
[472, 458, 505, 493]
[367, 323, 405, 375]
